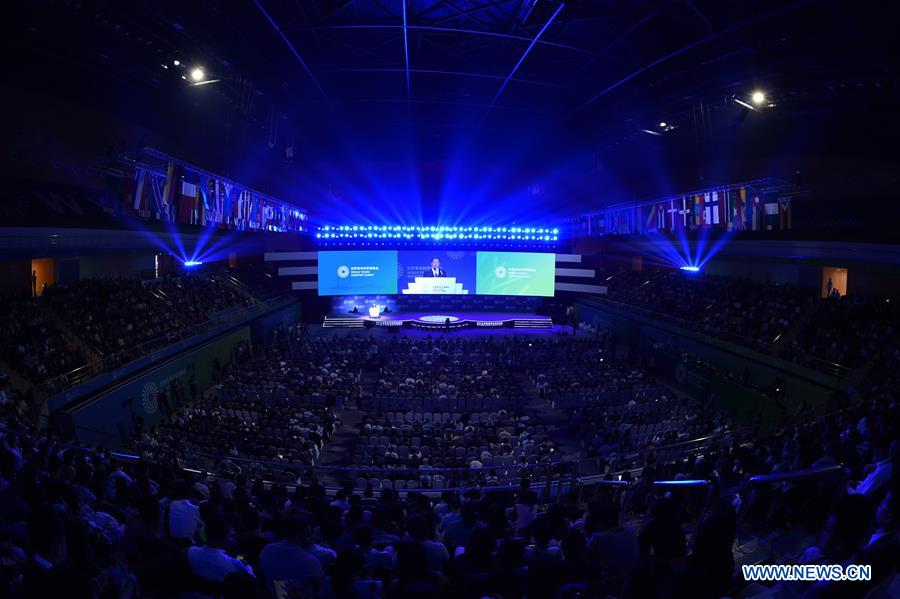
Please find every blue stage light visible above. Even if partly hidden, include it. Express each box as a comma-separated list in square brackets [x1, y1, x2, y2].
[680, 266, 701, 272]
[183, 260, 203, 267]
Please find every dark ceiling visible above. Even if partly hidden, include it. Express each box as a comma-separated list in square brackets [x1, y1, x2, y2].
[5, 0, 900, 217]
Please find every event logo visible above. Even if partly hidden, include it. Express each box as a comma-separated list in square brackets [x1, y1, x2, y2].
[336, 265, 350, 278]
[141, 381, 159, 415]
[495, 265, 508, 279]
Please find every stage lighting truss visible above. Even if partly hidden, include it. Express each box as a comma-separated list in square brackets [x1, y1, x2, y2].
[314, 225, 559, 244]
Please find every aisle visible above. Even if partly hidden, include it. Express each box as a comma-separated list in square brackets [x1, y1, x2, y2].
[514, 372, 583, 461]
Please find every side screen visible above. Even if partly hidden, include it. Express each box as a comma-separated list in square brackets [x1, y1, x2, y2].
[317, 251, 398, 295]
[475, 251, 556, 296]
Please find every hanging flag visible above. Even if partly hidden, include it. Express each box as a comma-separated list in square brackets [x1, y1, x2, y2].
[161, 162, 182, 222]
[750, 195, 763, 230]
[778, 197, 792, 230]
[222, 183, 234, 226]
[693, 195, 704, 227]
[764, 197, 779, 230]
[132, 168, 150, 215]
[704, 192, 721, 226]
[149, 172, 166, 220]
[645, 204, 657, 231]
[179, 179, 195, 224]
[735, 187, 747, 231]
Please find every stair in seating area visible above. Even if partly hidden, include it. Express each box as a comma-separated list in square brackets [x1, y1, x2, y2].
[770, 295, 818, 357]
[323, 316, 365, 328]
[511, 317, 554, 329]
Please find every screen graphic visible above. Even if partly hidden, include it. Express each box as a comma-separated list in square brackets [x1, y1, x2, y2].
[475, 251, 555, 296]
[397, 250, 476, 294]
[317, 251, 398, 295]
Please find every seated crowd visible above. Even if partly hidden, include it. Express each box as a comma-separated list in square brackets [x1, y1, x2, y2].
[594, 267, 900, 379]
[151, 273, 255, 325]
[0, 358, 896, 599]
[373, 337, 527, 411]
[352, 337, 559, 488]
[525, 340, 731, 471]
[43, 277, 184, 357]
[785, 294, 899, 372]
[602, 268, 808, 350]
[134, 329, 370, 480]
[43, 272, 254, 359]
[0, 296, 86, 387]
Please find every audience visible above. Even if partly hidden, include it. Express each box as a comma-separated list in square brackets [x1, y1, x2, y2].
[1, 266, 899, 597]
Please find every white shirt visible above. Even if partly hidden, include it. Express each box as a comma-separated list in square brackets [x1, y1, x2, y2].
[168, 498, 203, 540]
[854, 459, 892, 497]
[187, 546, 253, 582]
[432, 268, 439, 276]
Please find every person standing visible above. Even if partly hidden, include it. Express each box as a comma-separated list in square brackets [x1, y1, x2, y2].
[32, 270, 38, 297]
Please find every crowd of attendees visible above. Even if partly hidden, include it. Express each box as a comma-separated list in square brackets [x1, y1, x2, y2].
[602, 268, 809, 351]
[0, 297, 86, 386]
[134, 329, 371, 480]
[151, 273, 255, 326]
[0, 361, 896, 598]
[348, 337, 560, 490]
[595, 267, 900, 379]
[42, 272, 253, 359]
[43, 277, 183, 357]
[523, 337, 732, 474]
[785, 294, 899, 372]
[372, 337, 527, 411]
[0, 263, 898, 596]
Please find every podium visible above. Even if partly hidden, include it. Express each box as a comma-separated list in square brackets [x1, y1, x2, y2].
[368, 305, 381, 318]
[402, 277, 469, 294]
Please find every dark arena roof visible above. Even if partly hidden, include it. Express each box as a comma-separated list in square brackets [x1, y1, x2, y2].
[2, 3, 900, 599]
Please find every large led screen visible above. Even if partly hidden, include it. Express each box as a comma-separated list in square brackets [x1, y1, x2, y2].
[475, 251, 556, 296]
[317, 251, 398, 295]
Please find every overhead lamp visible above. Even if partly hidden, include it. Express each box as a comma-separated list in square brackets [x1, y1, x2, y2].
[190, 67, 205, 82]
[751, 91, 766, 105]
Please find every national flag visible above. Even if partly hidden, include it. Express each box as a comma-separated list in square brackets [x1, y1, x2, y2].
[249, 193, 259, 228]
[764, 197, 779, 230]
[645, 204, 658, 231]
[750, 195, 764, 230]
[161, 162, 182, 222]
[178, 178, 197, 224]
[677, 197, 691, 229]
[704, 192, 721, 226]
[693, 195, 704, 227]
[222, 182, 234, 225]
[132, 168, 150, 214]
[732, 187, 747, 231]
[779, 197, 792, 230]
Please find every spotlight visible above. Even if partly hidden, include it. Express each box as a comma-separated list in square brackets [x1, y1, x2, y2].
[190, 67, 205, 82]
[679, 266, 700, 272]
[173, 59, 180, 66]
[659, 121, 667, 128]
[183, 260, 203, 268]
[751, 90, 766, 105]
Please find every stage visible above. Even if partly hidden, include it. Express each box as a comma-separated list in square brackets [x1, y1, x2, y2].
[322, 311, 554, 330]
